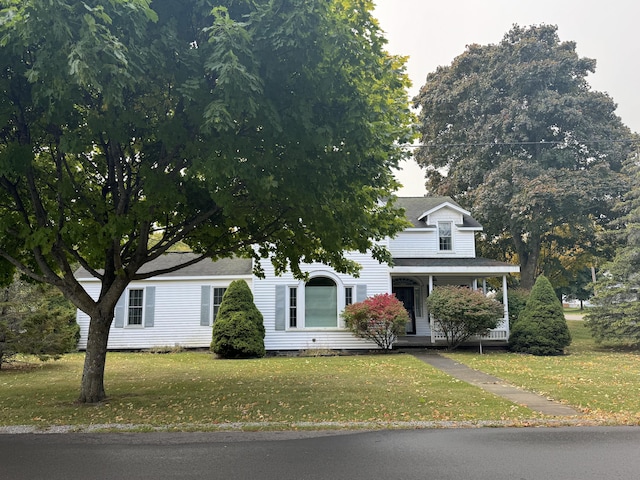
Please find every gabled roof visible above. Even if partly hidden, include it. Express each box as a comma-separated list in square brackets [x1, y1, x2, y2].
[74, 253, 253, 280]
[394, 196, 482, 229]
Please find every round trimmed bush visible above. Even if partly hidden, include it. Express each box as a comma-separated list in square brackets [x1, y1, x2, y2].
[509, 275, 571, 355]
[426, 286, 503, 350]
[211, 280, 265, 359]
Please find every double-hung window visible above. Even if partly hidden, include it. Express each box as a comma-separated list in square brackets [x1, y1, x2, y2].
[128, 289, 144, 326]
[289, 287, 298, 328]
[345, 286, 354, 306]
[438, 221, 452, 251]
[212, 287, 226, 322]
[114, 286, 155, 328]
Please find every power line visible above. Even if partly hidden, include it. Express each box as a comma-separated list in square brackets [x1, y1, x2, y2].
[401, 138, 639, 148]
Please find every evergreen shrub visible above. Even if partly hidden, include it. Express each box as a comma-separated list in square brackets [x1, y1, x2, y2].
[211, 280, 265, 358]
[497, 288, 530, 329]
[509, 275, 571, 355]
[1, 281, 79, 368]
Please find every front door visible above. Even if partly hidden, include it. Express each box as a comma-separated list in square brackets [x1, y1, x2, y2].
[393, 287, 416, 334]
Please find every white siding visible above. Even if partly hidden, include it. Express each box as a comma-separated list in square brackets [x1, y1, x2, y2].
[76, 283, 101, 349]
[389, 229, 476, 258]
[389, 230, 435, 257]
[77, 277, 251, 350]
[254, 251, 391, 351]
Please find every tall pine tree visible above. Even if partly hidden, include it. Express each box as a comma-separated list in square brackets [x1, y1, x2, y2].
[586, 151, 640, 345]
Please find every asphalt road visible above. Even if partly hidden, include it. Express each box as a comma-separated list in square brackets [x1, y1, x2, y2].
[1, 427, 639, 480]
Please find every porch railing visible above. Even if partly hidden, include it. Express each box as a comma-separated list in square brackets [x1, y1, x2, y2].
[431, 318, 509, 342]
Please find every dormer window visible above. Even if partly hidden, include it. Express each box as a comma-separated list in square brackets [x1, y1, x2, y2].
[438, 222, 452, 251]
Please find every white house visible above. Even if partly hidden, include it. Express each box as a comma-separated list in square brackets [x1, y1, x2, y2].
[75, 197, 520, 351]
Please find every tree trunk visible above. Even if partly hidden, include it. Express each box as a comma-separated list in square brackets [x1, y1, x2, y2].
[519, 252, 539, 290]
[520, 248, 540, 290]
[512, 227, 541, 291]
[78, 311, 112, 403]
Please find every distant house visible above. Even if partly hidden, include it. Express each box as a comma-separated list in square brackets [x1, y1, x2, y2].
[75, 197, 519, 351]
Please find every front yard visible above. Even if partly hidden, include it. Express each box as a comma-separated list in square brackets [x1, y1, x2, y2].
[1, 321, 638, 430]
[1, 352, 534, 429]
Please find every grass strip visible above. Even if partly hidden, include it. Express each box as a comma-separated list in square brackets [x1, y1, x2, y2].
[445, 321, 640, 425]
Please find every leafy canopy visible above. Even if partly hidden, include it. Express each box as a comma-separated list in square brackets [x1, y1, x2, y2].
[0, 0, 413, 294]
[414, 25, 634, 289]
[0, 0, 413, 402]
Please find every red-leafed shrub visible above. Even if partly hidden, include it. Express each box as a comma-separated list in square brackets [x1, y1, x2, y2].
[342, 293, 409, 350]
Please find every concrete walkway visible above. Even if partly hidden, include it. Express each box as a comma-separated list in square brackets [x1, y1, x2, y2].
[413, 353, 580, 417]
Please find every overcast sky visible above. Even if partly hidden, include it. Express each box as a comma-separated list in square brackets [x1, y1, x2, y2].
[373, 0, 640, 196]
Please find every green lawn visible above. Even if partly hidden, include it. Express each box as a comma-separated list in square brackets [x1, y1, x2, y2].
[563, 307, 587, 314]
[3, 321, 639, 430]
[445, 321, 640, 425]
[0, 353, 534, 429]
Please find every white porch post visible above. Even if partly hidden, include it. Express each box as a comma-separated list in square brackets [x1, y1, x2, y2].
[502, 275, 510, 336]
[482, 278, 487, 294]
[429, 275, 434, 343]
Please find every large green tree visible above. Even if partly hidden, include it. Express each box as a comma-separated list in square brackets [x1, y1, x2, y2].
[0, 0, 413, 402]
[586, 158, 640, 345]
[414, 24, 633, 289]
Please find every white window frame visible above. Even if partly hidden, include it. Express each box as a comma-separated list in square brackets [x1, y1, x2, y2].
[344, 286, 354, 307]
[438, 221, 453, 252]
[127, 288, 144, 327]
[212, 287, 226, 323]
[285, 274, 346, 330]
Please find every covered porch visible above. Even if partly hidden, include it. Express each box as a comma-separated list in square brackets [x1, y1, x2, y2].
[390, 257, 520, 347]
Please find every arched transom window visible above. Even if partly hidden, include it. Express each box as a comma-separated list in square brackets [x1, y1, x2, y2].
[305, 276, 337, 328]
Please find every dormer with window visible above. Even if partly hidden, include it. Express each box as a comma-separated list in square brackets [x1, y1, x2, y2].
[388, 197, 483, 258]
